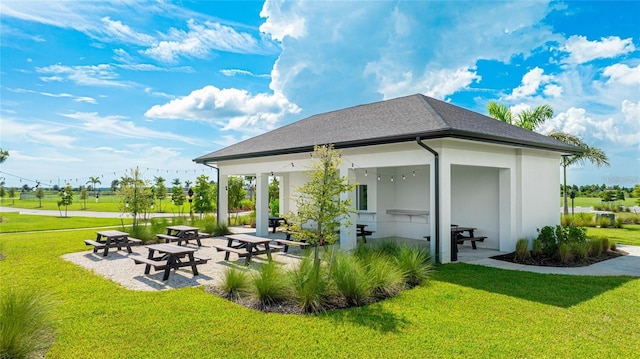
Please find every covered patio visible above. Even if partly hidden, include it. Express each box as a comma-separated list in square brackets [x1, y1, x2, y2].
[195, 94, 580, 263]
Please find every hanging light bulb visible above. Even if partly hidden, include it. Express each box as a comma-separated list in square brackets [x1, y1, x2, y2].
[413, 171, 416, 176]
[364, 170, 368, 176]
[402, 175, 406, 180]
[391, 176, 394, 182]
[377, 175, 381, 181]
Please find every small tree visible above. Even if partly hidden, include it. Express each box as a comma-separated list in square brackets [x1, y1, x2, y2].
[154, 176, 167, 213]
[268, 177, 280, 216]
[287, 144, 356, 267]
[57, 185, 73, 217]
[86, 176, 101, 198]
[8, 188, 16, 205]
[227, 176, 246, 224]
[110, 179, 119, 193]
[171, 184, 186, 215]
[0, 187, 6, 203]
[193, 175, 215, 217]
[79, 186, 88, 210]
[35, 187, 45, 208]
[632, 185, 640, 206]
[118, 168, 152, 229]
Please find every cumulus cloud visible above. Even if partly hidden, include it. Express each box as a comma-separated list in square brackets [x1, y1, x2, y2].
[259, 0, 306, 41]
[506, 67, 559, 100]
[602, 63, 640, 86]
[145, 86, 301, 133]
[36, 64, 133, 87]
[562, 35, 636, 64]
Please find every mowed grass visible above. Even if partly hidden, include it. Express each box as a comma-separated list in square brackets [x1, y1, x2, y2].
[562, 196, 637, 207]
[587, 224, 640, 246]
[1, 227, 639, 358]
[1, 197, 186, 213]
[0, 212, 133, 233]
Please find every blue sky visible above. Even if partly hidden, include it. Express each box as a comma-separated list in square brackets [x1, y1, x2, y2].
[1, 0, 638, 189]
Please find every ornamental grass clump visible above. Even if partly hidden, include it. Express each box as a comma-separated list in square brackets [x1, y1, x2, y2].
[252, 261, 289, 307]
[395, 245, 432, 287]
[589, 238, 604, 257]
[514, 238, 530, 262]
[572, 242, 590, 261]
[531, 239, 543, 258]
[0, 288, 55, 359]
[364, 253, 405, 299]
[558, 243, 572, 264]
[288, 253, 330, 313]
[220, 267, 251, 300]
[331, 250, 372, 306]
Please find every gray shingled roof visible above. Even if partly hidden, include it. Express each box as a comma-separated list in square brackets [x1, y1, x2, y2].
[194, 94, 581, 163]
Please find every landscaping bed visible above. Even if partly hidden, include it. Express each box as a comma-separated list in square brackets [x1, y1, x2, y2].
[491, 249, 625, 267]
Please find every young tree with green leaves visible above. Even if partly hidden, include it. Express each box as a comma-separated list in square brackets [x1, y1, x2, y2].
[171, 183, 186, 216]
[0, 148, 8, 163]
[287, 144, 356, 267]
[118, 168, 152, 228]
[86, 176, 101, 198]
[269, 177, 280, 216]
[632, 185, 640, 206]
[227, 176, 246, 225]
[57, 185, 73, 217]
[193, 174, 215, 217]
[79, 186, 88, 210]
[153, 176, 167, 213]
[110, 179, 119, 193]
[8, 187, 16, 205]
[35, 187, 45, 208]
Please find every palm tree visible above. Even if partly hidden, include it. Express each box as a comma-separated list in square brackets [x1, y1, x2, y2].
[86, 176, 101, 199]
[0, 148, 8, 163]
[548, 132, 610, 215]
[487, 101, 553, 131]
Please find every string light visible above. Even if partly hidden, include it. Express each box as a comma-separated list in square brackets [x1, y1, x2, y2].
[391, 176, 394, 182]
[402, 175, 405, 180]
[364, 170, 368, 176]
[377, 175, 381, 181]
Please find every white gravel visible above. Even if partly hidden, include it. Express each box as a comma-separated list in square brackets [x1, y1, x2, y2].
[63, 234, 305, 291]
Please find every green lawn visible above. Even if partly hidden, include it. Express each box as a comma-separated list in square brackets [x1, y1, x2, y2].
[1, 197, 186, 213]
[587, 224, 640, 246]
[0, 212, 133, 233]
[562, 196, 637, 207]
[1, 226, 639, 358]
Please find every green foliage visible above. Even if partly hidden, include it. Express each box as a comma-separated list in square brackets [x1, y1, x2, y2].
[330, 250, 372, 306]
[515, 238, 530, 262]
[558, 243, 572, 263]
[531, 239, 543, 257]
[288, 252, 330, 313]
[193, 174, 216, 215]
[374, 240, 402, 258]
[589, 238, 604, 257]
[227, 176, 246, 212]
[212, 221, 231, 236]
[118, 168, 152, 228]
[56, 184, 73, 217]
[287, 144, 356, 250]
[269, 199, 279, 217]
[35, 187, 45, 208]
[153, 176, 167, 212]
[363, 252, 405, 298]
[221, 267, 251, 300]
[537, 226, 557, 255]
[0, 288, 55, 359]
[251, 261, 289, 306]
[395, 245, 432, 287]
[79, 186, 88, 210]
[633, 185, 640, 205]
[268, 177, 280, 214]
[571, 242, 590, 261]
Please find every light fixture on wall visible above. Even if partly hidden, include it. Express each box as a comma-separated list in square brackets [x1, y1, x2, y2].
[391, 176, 394, 182]
[377, 175, 380, 181]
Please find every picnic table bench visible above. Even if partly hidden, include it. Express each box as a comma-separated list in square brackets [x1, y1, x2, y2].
[272, 238, 310, 253]
[214, 234, 281, 264]
[269, 217, 288, 233]
[357, 224, 374, 243]
[132, 244, 209, 281]
[84, 230, 141, 256]
[165, 225, 202, 246]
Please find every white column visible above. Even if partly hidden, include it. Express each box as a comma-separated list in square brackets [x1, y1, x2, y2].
[498, 168, 513, 252]
[255, 173, 270, 237]
[218, 175, 229, 226]
[439, 155, 453, 263]
[279, 174, 289, 216]
[340, 165, 358, 251]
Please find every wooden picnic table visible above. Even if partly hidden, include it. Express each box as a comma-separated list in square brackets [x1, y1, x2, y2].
[164, 225, 202, 246]
[132, 244, 208, 281]
[357, 224, 374, 243]
[269, 217, 288, 233]
[213, 234, 279, 264]
[84, 230, 141, 257]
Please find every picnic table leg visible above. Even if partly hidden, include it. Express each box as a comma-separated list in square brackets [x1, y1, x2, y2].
[103, 238, 111, 257]
[265, 243, 273, 261]
[245, 243, 253, 265]
[124, 237, 133, 253]
[162, 255, 175, 281]
[187, 253, 199, 276]
[145, 249, 155, 274]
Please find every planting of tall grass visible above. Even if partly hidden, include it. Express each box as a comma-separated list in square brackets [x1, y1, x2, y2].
[251, 261, 289, 307]
[572, 242, 590, 261]
[589, 238, 604, 257]
[330, 250, 372, 306]
[395, 245, 432, 287]
[558, 243, 572, 264]
[288, 253, 330, 313]
[364, 253, 405, 298]
[220, 267, 251, 300]
[515, 238, 530, 262]
[374, 241, 401, 258]
[531, 239, 543, 257]
[0, 288, 55, 359]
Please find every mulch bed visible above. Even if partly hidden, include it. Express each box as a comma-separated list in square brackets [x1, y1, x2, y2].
[491, 249, 627, 267]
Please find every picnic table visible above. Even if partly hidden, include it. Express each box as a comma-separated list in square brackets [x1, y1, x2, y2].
[132, 243, 208, 281]
[84, 230, 141, 257]
[213, 234, 280, 264]
[269, 217, 288, 233]
[158, 225, 202, 246]
[357, 224, 374, 243]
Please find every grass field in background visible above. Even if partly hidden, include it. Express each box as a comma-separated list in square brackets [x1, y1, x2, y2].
[1, 196, 188, 213]
[563, 196, 637, 207]
[0, 212, 133, 233]
[1, 227, 639, 358]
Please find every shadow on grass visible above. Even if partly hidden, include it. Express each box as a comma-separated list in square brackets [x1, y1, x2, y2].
[433, 263, 637, 308]
[322, 301, 411, 334]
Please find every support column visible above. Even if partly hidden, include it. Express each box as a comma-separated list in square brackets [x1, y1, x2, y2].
[218, 175, 229, 226]
[256, 173, 270, 237]
[340, 165, 357, 251]
[439, 157, 453, 263]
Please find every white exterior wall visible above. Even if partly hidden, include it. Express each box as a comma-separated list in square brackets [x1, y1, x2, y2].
[210, 139, 562, 263]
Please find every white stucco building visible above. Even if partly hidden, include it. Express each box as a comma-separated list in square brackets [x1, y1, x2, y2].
[195, 94, 580, 263]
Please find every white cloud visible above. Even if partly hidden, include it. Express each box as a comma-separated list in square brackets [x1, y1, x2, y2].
[115, 63, 194, 73]
[36, 64, 133, 87]
[7, 88, 97, 104]
[562, 35, 636, 64]
[61, 112, 202, 145]
[101, 16, 154, 46]
[602, 63, 640, 86]
[543, 84, 563, 98]
[506, 67, 553, 100]
[0, 117, 76, 148]
[220, 69, 270, 78]
[260, 0, 306, 41]
[141, 19, 274, 63]
[144, 86, 301, 132]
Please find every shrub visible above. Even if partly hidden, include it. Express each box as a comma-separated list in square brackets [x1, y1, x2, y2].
[566, 226, 587, 244]
[220, 267, 251, 300]
[375, 241, 401, 258]
[614, 218, 624, 229]
[330, 250, 372, 306]
[288, 253, 330, 313]
[558, 243, 572, 264]
[0, 288, 55, 359]
[560, 215, 572, 226]
[395, 245, 432, 287]
[597, 217, 612, 228]
[514, 238, 530, 262]
[126, 225, 156, 243]
[197, 215, 218, 235]
[364, 253, 405, 299]
[531, 239, 543, 257]
[572, 242, 589, 261]
[212, 221, 231, 237]
[600, 237, 610, 253]
[537, 226, 557, 255]
[252, 261, 289, 307]
[610, 241, 617, 251]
